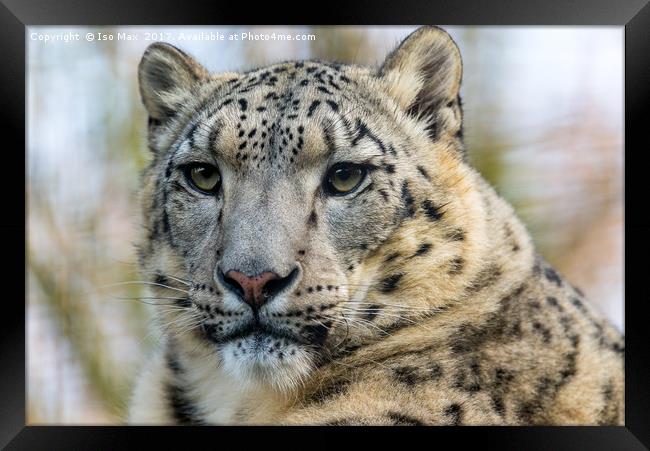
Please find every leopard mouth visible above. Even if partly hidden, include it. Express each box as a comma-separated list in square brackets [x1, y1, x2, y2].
[203, 318, 330, 349]
[204, 320, 304, 346]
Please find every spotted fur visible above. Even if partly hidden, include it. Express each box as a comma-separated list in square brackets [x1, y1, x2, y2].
[128, 26, 624, 425]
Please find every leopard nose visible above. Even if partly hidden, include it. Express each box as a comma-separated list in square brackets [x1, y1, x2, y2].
[220, 268, 299, 309]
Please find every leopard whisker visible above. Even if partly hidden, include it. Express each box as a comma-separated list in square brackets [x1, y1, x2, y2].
[138, 270, 193, 286]
[104, 281, 190, 294]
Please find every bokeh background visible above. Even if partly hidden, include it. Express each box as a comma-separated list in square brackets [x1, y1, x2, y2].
[27, 26, 623, 424]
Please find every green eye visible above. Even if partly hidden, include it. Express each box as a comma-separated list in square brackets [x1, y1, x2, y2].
[185, 164, 221, 194]
[324, 163, 367, 195]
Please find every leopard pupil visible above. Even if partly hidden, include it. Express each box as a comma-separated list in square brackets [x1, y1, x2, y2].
[332, 167, 362, 192]
[190, 165, 219, 191]
[198, 167, 212, 178]
[337, 168, 352, 181]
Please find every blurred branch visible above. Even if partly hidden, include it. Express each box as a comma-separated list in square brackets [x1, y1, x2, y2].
[29, 257, 127, 420]
[28, 189, 149, 421]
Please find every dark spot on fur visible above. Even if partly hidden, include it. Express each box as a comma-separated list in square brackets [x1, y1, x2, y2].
[492, 396, 505, 417]
[393, 366, 420, 386]
[598, 379, 620, 425]
[386, 412, 423, 426]
[444, 404, 462, 425]
[546, 296, 563, 311]
[302, 324, 329, 346]
[446, 228, 466, 241]
[414, 243, 432, 257]
[494, 368, 515, 387]
[308, 379, 350, 404]
[532, 256, 543, 276]
[448, 257, 465, 275]
[325, 100, 339, 112]
[148, 117, 162, 128]
[323, 417, 364, 426]
[466, 264, 502, 293]
[573, 285, 585, 297]
[308, 210, 318, 226]
[421, 200, 444, 221]
[166, 351, 183, 375]
[533, 321, 552, 343]
[544, 266, 563, 287]
[307, 100, 321, 117]
[428, 362, 444, 381]
[352, 119, 387, 153]
[384, 252, 400, 263]
[455, 359, 483, 393]
[166, 381, 202, 425]
[517, 401, 542, 423]
[560, 351, 578, 380]
[571, 297, 584, 310]
[379, 273, 403, 293]
[416, 165, 431, 181]
[401, 181, 416, 217]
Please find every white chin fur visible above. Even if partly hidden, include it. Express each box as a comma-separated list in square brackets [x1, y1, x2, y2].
[219, 335, 314, 392]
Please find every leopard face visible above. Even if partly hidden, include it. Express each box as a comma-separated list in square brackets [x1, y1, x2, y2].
[137, 27, 470, 390]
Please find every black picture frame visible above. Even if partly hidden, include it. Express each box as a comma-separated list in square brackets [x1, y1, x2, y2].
[4, 0, 649, 448]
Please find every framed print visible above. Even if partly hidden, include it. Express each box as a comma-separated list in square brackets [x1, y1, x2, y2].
[4, 0, 649, 448]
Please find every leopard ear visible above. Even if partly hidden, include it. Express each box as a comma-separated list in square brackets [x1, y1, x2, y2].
[379, 26, 463, 139]
[138, 42, 208, 121]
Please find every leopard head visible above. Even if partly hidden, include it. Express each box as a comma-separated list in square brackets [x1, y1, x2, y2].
[137, 26, 492, 391]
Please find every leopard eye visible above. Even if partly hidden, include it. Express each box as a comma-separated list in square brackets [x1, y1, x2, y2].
[324, 163, 367, 196]
[185, 164, 221, 194]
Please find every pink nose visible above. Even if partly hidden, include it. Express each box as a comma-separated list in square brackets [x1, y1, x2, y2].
[223, 270, 282, 308]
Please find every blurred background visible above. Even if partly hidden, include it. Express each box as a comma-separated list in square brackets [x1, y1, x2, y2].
[27, 26, 623, 424]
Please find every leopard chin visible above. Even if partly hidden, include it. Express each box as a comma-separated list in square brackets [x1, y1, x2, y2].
[219, 336, 315, 392]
